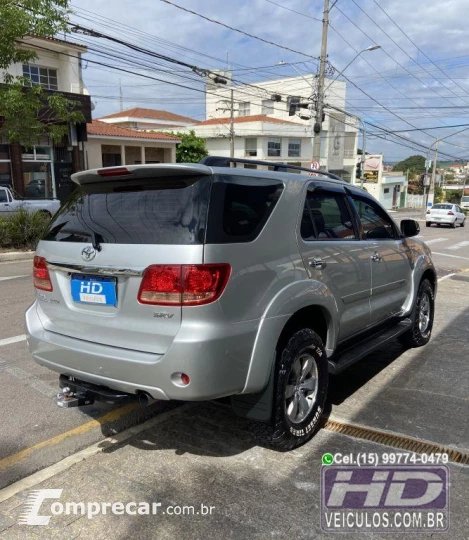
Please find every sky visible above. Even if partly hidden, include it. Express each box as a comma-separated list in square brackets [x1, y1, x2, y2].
[66, 0, 469, 162]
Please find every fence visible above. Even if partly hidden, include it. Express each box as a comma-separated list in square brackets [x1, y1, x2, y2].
[406, 194, 424, 208]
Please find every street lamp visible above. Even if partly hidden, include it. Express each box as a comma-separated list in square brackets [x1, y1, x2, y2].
[324, 45, 381, 92]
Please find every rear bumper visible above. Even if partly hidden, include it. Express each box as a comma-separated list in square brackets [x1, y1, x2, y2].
[426, 216, 456, 224]
[25, 302, 259, 401]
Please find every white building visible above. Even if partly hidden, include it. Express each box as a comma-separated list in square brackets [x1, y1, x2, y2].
[198, 72, 359, 180]
[98, 108, 197, 131]
[0, 36, 92, 201]
[86, 121, 180, 169]
[193, 115, 313, 165]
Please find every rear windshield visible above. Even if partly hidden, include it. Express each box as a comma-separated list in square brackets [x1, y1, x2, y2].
[43, 176, 210, 245]
[43, 173, 284, 246]
[432, 204, 452, 210]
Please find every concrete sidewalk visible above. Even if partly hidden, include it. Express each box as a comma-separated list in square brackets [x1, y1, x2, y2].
[1, 402, 467, 540]
[1, 274, 468, 539]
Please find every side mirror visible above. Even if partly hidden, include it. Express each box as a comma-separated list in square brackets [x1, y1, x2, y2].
[401, 219, 420, 238]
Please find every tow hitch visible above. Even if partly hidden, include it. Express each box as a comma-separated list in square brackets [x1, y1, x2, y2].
[56, 375, 141, 407]
[56, 387, 94, 408]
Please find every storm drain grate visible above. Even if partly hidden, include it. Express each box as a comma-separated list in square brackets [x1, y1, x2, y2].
[323, 419, 469, 465]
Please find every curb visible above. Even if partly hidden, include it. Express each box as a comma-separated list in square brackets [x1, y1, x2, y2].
[0, 251, 34, 263]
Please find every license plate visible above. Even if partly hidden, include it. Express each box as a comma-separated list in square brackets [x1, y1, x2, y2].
[71, 275, 117, 306]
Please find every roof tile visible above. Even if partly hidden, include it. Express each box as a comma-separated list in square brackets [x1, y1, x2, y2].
[87, 120, 180, 141]
[99, 108, 197, 123]
[195, 115, 302, 126]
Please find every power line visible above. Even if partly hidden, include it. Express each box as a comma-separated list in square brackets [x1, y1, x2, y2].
[158, 0, 320, 61]
[370, 0, 469, 101]
[347, 0, 469, 105]
[262, 0, 322, 22]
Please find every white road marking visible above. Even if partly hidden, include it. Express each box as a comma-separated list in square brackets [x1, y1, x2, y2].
[0, 275, 29, 282]
[0, 335, 27, 347]
[424, 238, 448, 245]
[432, 252, 469, 261]
[3, 366, 56, 398]
[447, 241, 469, 251]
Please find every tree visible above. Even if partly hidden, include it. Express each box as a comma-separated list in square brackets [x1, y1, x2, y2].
[173, 130, 209, 163]
[392, 155, 426, 179]
[0, 1, 84, 146]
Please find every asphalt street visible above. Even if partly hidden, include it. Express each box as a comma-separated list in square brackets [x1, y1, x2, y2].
[0, 225, 468, 537]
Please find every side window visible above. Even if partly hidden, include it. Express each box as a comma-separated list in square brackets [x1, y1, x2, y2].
[352, 196, 397, 240]
[0, 189, 8, 203]
[301, 191, 356, 241]
[206, 178, 284, 244]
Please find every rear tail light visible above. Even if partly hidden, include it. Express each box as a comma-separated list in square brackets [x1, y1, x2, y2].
[138, 264, 231, 306]
[426, 210, 431, 214]
[448, 211, 455, 215]
[33, 256, 53, 291]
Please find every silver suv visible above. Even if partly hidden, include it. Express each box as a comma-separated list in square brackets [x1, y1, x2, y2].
[26, 157, 436, 450]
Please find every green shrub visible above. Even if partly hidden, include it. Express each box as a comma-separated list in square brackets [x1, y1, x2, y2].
[0, 208, 50, 250]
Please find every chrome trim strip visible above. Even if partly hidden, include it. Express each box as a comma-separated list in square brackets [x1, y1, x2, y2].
[47, 262, 144, 276]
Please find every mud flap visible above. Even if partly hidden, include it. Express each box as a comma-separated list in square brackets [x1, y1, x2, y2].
[230, 360, 275, 423]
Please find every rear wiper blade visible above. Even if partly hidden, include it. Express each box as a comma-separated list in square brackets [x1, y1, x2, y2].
[61, 229, 102, 252]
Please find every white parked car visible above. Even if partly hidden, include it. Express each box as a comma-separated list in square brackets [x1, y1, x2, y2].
[0, 186, 60, 218]
[426, 203, 465, 228]
[461, 196, 469, 210]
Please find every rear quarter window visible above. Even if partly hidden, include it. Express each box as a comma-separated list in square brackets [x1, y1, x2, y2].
[205, 176, 284, 243]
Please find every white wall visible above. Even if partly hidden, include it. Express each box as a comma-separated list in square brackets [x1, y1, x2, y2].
[0, 38, 84, 95]
[86, 137, 177, 169]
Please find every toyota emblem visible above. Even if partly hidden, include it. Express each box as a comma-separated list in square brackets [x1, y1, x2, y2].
[81, 246, 97, 262]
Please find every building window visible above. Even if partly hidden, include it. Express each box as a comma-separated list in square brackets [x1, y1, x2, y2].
[23, 64, 58, 90]
[268, 138, 281, 157]
[288, 139, 301, 158]
[384, 188, 390, 194]
[245, 138, 257, 157]
[262, 100, 274, 115]
[0, 145, 12, 189]
[238, 102, 250, 117]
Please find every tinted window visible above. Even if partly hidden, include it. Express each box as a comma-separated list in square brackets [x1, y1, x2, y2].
[206, 176, 283, 243]
[352, 196, 397, 239]
[0, 189, 8, 203]
[43, 176, 210, 245]
[301, 191, 356, 241]
[432, 204, 452, 210]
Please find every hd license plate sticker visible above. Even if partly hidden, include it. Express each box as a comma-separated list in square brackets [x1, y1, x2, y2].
[71, 275, 117, 306]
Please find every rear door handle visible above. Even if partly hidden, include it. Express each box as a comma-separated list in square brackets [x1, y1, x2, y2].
[371, 252, 382, 263]
[309, 257, 326, 269]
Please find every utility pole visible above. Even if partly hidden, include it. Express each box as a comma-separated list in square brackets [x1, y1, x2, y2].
[312, 0, 329, 165]
[230, 88, 234, 158]
[119, 78, 124, 112]
[427, 139, 439, 209]
[216, 88, 236, 157]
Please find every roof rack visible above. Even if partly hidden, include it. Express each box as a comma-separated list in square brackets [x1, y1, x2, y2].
[199, 156, 345, 181]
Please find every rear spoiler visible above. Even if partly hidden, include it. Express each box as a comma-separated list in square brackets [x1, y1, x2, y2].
[71, 164, 213, 186]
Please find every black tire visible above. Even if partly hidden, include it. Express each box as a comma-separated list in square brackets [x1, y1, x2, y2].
[252, 329, 328, 450]
[426, 222, 431, 227]
[461, 219, 465, 228]
[451, 221, 456, 228]
[399, 279, 434, 347]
